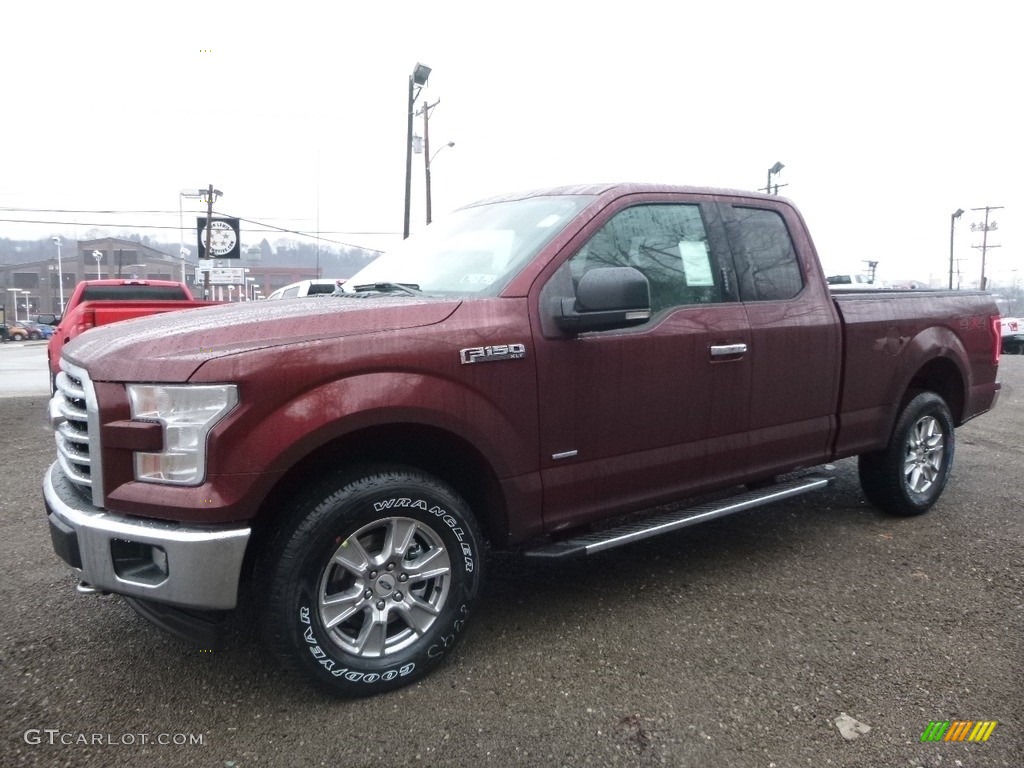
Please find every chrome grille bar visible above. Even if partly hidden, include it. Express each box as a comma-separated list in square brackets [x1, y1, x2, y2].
[50, 359, 105, 507]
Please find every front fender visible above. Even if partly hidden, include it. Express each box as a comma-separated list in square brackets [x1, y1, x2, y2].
[247, 371, 536, 481]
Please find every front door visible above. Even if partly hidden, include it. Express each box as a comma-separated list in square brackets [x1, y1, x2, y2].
[531, 197, 753, 534]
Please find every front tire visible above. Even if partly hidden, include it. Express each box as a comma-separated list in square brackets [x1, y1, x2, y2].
[261, 466, 484, 697]
[858, 392, 955, 516]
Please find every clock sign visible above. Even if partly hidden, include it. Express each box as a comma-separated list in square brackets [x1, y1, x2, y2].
[196, 217, 241, 259]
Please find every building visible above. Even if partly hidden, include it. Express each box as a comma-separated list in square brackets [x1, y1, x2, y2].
[0, 237, 320, 318]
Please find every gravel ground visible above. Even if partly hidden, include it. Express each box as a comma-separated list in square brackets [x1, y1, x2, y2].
[2, 359, 1021, 767]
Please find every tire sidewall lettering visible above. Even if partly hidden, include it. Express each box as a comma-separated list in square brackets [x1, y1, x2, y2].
[298, 603, 418, 683]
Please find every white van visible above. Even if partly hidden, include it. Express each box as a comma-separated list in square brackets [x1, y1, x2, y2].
[826, 274, 882, 291]
[265, 279, 343, 301]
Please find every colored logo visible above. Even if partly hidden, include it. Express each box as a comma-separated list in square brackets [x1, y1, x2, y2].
[920, 720, 997, 742]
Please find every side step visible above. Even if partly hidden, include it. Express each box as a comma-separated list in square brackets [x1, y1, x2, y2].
[524, 474, 831, 559]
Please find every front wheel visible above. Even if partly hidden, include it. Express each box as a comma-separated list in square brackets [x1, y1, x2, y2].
[858, 392, 955, 516]
[261, 466, 484, 697]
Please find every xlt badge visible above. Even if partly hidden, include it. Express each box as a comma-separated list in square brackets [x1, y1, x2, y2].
[460, 343, 527, 365]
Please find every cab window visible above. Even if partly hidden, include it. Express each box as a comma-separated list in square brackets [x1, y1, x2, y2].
[569, 204, 723, 315]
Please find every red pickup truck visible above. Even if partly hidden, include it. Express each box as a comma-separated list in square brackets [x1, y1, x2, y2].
[43, 184, 1001, 697]
[46, 279, 216, 388]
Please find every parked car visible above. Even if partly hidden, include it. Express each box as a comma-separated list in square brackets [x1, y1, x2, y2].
[1002, 318, 1024, 355]
[47, 279, 219, 389]
[6, 323, 34, 341]
[265, 279, 344, 300]
[19, 321, 54, 340]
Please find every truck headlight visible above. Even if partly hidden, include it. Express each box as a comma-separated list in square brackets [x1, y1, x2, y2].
[127, 384, 238, 485]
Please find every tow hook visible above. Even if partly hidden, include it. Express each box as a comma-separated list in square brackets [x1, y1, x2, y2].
[76, 580, 110, 596]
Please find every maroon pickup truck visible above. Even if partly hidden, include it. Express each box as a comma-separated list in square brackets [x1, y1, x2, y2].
[43, 184, 1001, 697]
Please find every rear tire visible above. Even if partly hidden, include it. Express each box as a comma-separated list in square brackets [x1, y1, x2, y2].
[858, 392, 955, 516]
[261, 465, 484, 697]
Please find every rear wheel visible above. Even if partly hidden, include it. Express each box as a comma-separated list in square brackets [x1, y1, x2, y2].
[261, 465, 484, 697]
[858, 392, 955, 516]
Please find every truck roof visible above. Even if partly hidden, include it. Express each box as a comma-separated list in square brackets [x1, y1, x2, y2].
[465, 182, 786, 207]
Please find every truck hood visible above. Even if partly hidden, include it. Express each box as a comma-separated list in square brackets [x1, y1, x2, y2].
[65, 296, 460, 383]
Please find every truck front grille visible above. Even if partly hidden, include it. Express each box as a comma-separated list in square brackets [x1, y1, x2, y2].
[51, 360, 104, 506]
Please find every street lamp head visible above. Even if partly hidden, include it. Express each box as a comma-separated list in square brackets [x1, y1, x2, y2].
[953, 208, 965, 219]
[179, 246, 191, 258]
[51, 236, 62, 245]
[770, 161, 785, 175]
[92, 250, 102, 259]
[412, 62, 432, 86]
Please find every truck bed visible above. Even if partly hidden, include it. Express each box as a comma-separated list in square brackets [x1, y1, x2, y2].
[832, 289, 1000, 458]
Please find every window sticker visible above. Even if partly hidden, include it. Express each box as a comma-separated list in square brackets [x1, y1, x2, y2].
[679, 241, 714, 286]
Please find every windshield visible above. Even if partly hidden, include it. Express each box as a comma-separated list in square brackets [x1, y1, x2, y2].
[344, 195, 593, 296]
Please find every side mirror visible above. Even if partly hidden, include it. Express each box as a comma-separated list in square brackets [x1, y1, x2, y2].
[555, 267, 652, 333]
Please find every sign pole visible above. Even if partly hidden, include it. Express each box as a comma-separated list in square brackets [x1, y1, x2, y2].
[203, 184, 215, 300]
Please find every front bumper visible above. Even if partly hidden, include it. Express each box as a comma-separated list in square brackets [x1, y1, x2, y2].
[42, 462, 251, 610]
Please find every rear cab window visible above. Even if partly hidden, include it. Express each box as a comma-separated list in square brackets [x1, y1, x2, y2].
[721, 206, 803, 301]
[80, 286, 189, 301]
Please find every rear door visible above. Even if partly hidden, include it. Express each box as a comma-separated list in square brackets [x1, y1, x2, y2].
[717, 198, 842, 476]
[531, 194, 753, 534]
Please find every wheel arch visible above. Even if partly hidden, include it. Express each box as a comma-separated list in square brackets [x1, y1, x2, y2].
[242, 422, 511, 581]
[903, 355, 966, 425]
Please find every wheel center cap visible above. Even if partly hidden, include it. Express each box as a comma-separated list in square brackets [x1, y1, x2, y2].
[374, 574, 396, 596]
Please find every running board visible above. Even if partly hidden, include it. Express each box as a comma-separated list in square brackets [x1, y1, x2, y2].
[524, 474, 831, 559]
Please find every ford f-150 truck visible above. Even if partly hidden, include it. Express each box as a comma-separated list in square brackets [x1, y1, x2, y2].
[42, 184, 1001, 697]
[46, 279, 217, 388]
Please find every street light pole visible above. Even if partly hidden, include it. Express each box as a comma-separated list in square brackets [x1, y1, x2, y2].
[7, 288, 20, 322]
[948, 208, 964, 290]
[51, 236, 65, 313]
[425, 141, 454, 225]
[92, 250, 103, 279]
[404, 63, 431, 239]
[761, 161, 786, 195]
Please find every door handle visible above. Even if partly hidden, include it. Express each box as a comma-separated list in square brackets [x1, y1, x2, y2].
[710, 343, 748, 357]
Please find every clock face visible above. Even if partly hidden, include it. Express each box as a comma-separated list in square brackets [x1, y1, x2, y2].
[201, 220, 237, 257]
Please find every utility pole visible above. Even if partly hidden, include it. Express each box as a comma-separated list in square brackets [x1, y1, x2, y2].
[204, 185, 215, 299]
[970, 205, 1003, 290]
[198, 184, 223, 300]
[420, 98, 439, 224]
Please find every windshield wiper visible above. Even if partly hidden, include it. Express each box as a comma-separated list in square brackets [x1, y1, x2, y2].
[351, 282, 422, 296]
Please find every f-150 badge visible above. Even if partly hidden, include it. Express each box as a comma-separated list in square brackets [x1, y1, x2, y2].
[460, 343, 527, 365]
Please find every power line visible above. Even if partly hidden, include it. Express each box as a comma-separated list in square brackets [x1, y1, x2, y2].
[213, 210, 386, 253]
[0, 216, 391, 250]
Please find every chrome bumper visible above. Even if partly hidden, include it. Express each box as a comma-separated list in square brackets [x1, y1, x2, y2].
[42, 462, 250, 610]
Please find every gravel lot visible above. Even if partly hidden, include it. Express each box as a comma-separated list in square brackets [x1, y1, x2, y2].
[2, 358, 1021, 767]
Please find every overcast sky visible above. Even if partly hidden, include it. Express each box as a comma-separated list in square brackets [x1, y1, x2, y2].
[2, 0, 1019, 287]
